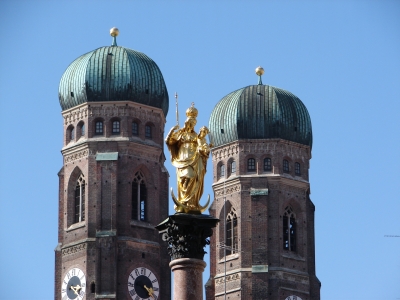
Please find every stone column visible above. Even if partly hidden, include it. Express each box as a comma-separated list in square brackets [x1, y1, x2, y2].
[156, 213, 219, 300]
[170, 258, 206, 300]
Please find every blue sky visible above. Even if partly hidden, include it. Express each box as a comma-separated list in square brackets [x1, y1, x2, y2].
[0, 1, 399, 299]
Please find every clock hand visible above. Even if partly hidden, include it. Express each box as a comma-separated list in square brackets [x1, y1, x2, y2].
[70, 285, 82, 295]
[144, 285, 155, 298]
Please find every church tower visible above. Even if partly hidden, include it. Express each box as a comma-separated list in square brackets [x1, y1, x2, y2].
[205, 68, 320, 300]
[54, 28, 171, 300]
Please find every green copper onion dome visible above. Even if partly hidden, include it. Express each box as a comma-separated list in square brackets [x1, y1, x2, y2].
[209, 68, 312, 148]
[59, 28, 169, 115]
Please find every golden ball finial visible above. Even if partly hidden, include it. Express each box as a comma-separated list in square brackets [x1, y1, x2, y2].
[255, 66, 265, 76]
[110, 27, 119, 37]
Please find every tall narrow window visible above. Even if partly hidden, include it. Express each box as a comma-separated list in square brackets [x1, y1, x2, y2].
[247, 158, 256, 171]
[132, 122, 138, 136]
[95, 121, 103, 135]
[132, 171, 147, 221]
[70, 127, 75, 141]
[74, 174, 85, 223]
[81, 124, 85, 137]
[264, 157, 272, 171]
[283, 159, 289, 173]
[220, 164, 225, 178]
[226, 208, 238, 255]
[231, 161, 236, 175]
[112, 121, 120, 134]
[295, 162, 301, 176]
[145, 125, 152, 138]
[283, 206, 296, 251]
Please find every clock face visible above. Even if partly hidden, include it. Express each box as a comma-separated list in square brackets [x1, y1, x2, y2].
[285, 296, 303, 300]
[61, 267, 86, 300]
[127, 267, 160, 300]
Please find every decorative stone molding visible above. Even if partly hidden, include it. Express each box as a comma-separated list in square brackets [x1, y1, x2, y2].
[64, 149, 89, 163]
[63, 108, 88, 125]
[88, 105, 162, 123]
[62, 101, 166, 127]
[214, 184, 241, 196]
[215, 272, 241, 285]
[212, 145, 239, 161]
[62, 243, 87, 256]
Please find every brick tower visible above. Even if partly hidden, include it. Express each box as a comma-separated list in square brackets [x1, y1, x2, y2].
[54, 28, 171, 300]
[205, 68, 321, 300]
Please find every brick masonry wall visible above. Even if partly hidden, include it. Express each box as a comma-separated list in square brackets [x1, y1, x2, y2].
[207, 139, 320, 300]
[56, 101, 171, 300]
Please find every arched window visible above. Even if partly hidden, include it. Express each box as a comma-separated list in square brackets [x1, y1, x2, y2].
[226, 208, 238, 255]
[132, 122, 139, 136]
[95, 121, 103, 135]
[90, 282, 95, 293]
[220, 164, 225, 179]
[295, 162, 301, 176]
[247, 158, 256, 172]
[132, 171, 147, 221]
[283, 159, 289, 173]
[80, 123, 85, 137]
[74, 174, 85, 223]
[112, 121, 120, 134]
[70, 127, 75, 141]
[231, 161, 236, 175]
[283, 206, 296, 251]
[264, 158, 272, 171]
[145, 125, 152, 138]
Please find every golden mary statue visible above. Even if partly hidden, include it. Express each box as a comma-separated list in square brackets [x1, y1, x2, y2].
[165, 103, 211, 214]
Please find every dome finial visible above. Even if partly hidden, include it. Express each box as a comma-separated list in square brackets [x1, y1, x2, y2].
[110, 27, 119, 46]
[255, 66, 264, 85]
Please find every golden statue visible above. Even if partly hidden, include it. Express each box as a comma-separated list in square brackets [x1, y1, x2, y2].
[165, 103, 211, 214]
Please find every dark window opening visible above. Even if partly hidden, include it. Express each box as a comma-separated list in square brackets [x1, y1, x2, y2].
[81, 124, 85, 136]
[231, 161, 236, 174]
[71, 92, 74, 97]
[248, 158, 256, 171]
[145, 125, 152, 138]
[283, 159, 289, 173]
[295, 162, 301, 176]
[70, 128, 75, 141]
[112, 121, 120, 134]
[95, 121, 103, 135]
[74, 175, 85, 223]
[283, 206, 296, 252]
[132, 122, 138, 136]
[90, 282, 95, 293]
[226, 209, 238, 256]
[132, 171, 147, 221]
[264, 158, 272, 171]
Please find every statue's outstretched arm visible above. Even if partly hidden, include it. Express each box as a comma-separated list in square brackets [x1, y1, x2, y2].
[166, 125, 180, 144]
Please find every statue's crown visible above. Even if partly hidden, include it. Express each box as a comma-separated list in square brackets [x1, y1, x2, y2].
[186, 103, 198, 118]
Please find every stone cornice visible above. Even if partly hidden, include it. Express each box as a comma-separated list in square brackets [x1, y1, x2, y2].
[62, 101, 166, 125]
[212, 139, 311, 161]
[212, 175, 309, 196]
[61, 140, 163, 163]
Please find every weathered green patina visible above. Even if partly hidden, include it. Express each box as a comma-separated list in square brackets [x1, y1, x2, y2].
[59, 46, 169, 116]
[95, 152, 119, 161]
[209, 85, 312, 148]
